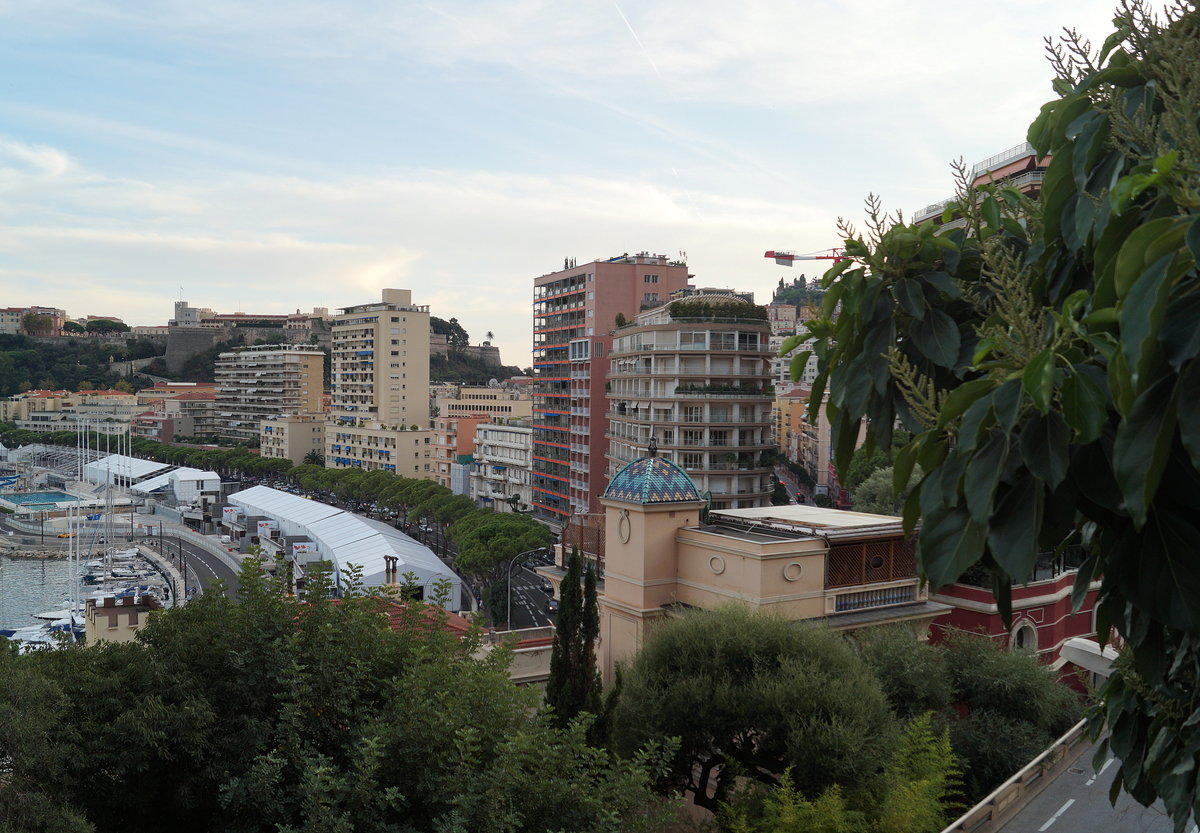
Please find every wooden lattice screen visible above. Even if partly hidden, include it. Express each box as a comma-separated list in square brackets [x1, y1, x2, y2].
[825, 537, 917, 589]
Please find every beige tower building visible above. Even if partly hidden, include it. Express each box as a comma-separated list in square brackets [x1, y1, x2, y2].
[326, 289, 433, 475]
[606, 293, 774, 510]
[591, 449, 946, 683]
[214, 344, 325, 442]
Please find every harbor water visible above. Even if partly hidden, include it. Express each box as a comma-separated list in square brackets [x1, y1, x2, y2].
[0, 553, 74, 629]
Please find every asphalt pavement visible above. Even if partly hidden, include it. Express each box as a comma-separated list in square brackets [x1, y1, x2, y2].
[999, 741, 1194, 833]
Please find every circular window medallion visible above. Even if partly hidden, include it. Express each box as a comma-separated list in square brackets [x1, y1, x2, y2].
[783, 561, 803, 582]
[868, 555, 885, 569]
[709, 555, 726, 575]
[618, 510, 631, 544]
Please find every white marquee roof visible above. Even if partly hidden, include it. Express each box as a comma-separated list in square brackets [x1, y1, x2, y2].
[84, 454, 172, 482]
[131, 467, 220, 495]
[228, 486, 458, 595]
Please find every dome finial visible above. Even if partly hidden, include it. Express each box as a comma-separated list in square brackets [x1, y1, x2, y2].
[648, 435, 658, 458]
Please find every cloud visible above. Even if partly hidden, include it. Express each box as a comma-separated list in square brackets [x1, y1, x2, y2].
[0, 138, 73, 176]
[0, 139, 825, 365]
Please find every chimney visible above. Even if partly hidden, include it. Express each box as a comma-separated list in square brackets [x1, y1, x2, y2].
[122, 595, 134, 606]
[104, 596, 116, 607]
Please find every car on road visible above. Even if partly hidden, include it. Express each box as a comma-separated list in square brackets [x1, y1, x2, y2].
[57, 532, 75, 538]
[540, 581, 553, 595]
[547, 598, 559, 614]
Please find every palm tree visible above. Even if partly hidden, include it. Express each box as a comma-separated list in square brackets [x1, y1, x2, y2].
[485, 330, 495, 345]
[302, 450, 325, 466]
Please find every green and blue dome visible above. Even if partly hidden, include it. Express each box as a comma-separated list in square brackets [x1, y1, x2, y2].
[603, 456, 702, 504]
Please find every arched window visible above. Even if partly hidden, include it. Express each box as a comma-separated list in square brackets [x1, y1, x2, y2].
[1012, 620, 1038, 653]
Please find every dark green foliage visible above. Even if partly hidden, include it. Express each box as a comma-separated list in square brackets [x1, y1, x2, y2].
[430, 316, 470, 350]
[771, 274, 825, 309]
[83, 319, 129, 334]
[545, 549, 602, 727]
[0, 334, 160, 396]
[945, 710, 1052, 803]
[612, 607, 896, 813]
[796, 4, 1200, 822]
[943, 631, 1080, 737]
[668, 298, 769, 321]
[0, 561, 675, 833]
[855, 626, 953, 720]
[0, 424, 293, 478]
[428, 351, 523, 384]
[854, 628, 1082, 804]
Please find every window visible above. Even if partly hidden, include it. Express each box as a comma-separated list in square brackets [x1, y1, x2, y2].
[643, 292, 659, 305]
[682, 429, 703, 446]
[1012, 621, 1038, 652]
[683, 406, 703, 423]
[680, 451, 703, 469]
[643, 274, 658, 283]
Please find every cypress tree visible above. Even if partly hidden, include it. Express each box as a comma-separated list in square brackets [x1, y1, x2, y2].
[545, 547, 601, 725]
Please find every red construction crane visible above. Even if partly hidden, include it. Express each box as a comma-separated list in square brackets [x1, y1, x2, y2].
[764, 248, 849, 266]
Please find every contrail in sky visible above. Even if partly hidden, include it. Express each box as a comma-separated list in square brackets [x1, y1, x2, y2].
[612, 1, 661, 79]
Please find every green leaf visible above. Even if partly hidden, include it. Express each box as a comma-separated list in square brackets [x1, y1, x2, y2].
[937, 379, 995, 429]
[1114, 218, 1189, 299]
[1061, 366, 1108, 443]
[921, 271, 962, 299]
[917, 505, 986, 590]
[843, 238, 869, 257]
[893, 278, 926, 320]
[992, 379, 1023, 432]
[1113, 375, 1178, 528]
[893, 440, 920, 494]
[957, 393, 995, 454]
[788, 350, 811, 383]
[1160, 293, 1200, 370]
[1178, 361, 1200, 472]
[910, 309, 960, 369]
[779, 335, 802, 356]
[987, 476, 1044, 582]
[1022, 351, 1056, 415]
[964, 432, 1008, 524]
[1119, 252, 1175, 391]
[1019, 412, 1071, 490]
[1117, 513, 1200, 632]
[981, 196, 1001, 228]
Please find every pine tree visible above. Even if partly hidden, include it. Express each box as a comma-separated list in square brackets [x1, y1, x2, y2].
[545, 547, 601, 726]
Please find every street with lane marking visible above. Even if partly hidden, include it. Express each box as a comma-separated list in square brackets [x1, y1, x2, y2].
[1000, 742, 1189, 833]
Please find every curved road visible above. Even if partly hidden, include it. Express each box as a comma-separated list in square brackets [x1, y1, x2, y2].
[157, 534, 241, 597]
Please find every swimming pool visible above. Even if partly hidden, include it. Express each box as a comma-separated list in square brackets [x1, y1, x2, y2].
[3, 492, 76, 505]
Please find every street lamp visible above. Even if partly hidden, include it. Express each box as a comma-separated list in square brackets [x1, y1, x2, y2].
[505, 548, 545, 631]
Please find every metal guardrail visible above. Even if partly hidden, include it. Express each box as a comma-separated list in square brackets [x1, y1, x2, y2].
[939, 719, 1089, 833]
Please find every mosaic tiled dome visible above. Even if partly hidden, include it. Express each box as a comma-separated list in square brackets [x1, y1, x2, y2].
[602, 456, 702, 504]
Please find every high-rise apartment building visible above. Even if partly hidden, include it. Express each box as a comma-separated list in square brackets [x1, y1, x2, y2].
[531, 252, 691, 522]
[913, 141, 1050, 229]
[606, 292, 774, 509]
[326, 288, 433, 475]
[213, 344, 325, 442]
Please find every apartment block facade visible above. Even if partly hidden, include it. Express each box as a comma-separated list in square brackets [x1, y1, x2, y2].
[468, 419, 533, 512]
[326, 289, 433, 474]
[606, 294, 774, 509]
[261, 413, 327, 465]
[531, 253, 691, 523]
[214, 344, 325, 442]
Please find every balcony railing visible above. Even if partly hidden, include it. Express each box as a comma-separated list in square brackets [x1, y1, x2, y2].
[832, 583, 917, 612]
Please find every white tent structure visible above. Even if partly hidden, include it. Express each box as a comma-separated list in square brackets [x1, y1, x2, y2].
[130, 467, 221, 503]
[83, 454, 171, 487]
[226, 486, 463, 609]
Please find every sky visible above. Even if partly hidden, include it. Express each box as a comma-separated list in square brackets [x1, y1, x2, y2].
[0, 0, 1120, 367]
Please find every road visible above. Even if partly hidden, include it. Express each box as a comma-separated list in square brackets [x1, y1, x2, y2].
[999, 741, 1192, 833]
[505, 563, 556, 629]
[152, 531, 241, 597]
